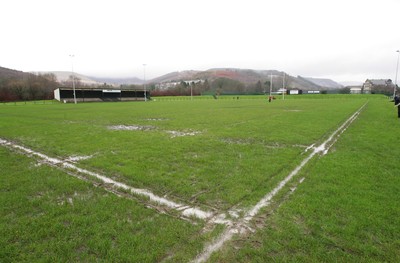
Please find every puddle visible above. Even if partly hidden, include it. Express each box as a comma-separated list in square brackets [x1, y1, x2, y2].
[221, 138, 290, 148]
[228, 208, 242, 219]
[108, 125, 202, 138]
[65, 155, 93, 163]
[108, 125, 155, 131]
[166, 130, 201, 138]
[145, 118, 169, 121]
[221, 138, 250, 145]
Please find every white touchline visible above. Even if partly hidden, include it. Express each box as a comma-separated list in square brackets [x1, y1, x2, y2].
[0, 138, 214, 221]
[192, 102, 367, 263]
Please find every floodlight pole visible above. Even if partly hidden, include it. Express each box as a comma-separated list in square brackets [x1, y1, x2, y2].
[394, 50, 400, 98]
[269, 74, 273, 98]
[143, 64, 147, 102]
[191, 82, 193, 100]
[69, 54, 77, 104]
[282, 72, 285, 100]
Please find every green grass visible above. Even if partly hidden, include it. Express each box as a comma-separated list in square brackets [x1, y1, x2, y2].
[1, 94, 398, 262]
[211, 98, 400, 262]
[0, 96, 368, 210]
[0, 147, 213, 262]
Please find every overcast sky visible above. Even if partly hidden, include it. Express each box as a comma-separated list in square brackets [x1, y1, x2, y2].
[2, 0, 400, 82]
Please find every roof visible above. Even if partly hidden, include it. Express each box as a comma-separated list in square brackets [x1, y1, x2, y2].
[56, 87, 146, 91]
[365, 79, 392, 85]
[303, 77, 343, 89]
[298, 76, 343, 89]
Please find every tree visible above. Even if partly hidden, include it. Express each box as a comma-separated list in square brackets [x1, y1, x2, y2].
[8, 79, 26, 100]
[39, 73, 58, 99]
[27, 75, 41, 100]
[211, 78, 245, 94]
[202, 79, 210, 92]
[254, 80, 263, 94]
[339, 87, 350, 94]
[264, 80, 271, 94]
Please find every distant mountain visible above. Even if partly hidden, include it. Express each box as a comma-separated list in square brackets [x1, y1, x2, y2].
[90, 76, 144, 85]
[35, 71, 102, 86]
[2, 65, 347, 91]
[150, 68, 285, 85]
[150, 70, 201, 84]
[149, 68, 343, 91]
[36, 71, 144, 86]
[195, 68, 284, 84]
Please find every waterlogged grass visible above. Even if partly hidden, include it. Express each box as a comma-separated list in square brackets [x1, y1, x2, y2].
[0, 96, 369, 210]
[2, 95, 397, 261]
[0, 147, 214, 262]
[212, 98, 400, 262]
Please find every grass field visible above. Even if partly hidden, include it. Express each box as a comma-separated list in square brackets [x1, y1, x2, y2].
[1, 95, 399, 262]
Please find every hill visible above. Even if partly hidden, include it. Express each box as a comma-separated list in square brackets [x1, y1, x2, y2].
[150, 68, 283, 85]
[149, 68, 343, 91]
[150, 70, 201, 83]
[1, 66, 345, 91]
[35, 71, 102, 86]
[90, 76, 144, 86]
[37, 72, 144, 86]
[0, 66, 31, 80]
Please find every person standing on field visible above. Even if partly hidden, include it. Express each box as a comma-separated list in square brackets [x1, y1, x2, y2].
[394, 95, 400, 118]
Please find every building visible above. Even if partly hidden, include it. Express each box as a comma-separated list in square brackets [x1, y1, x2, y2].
[54, 87, 148, 103]
[155, 79, 204, 90]
[349, 86, 362, 94]
[297, 76, 343, 90]
[362, 79, 394, 94]
[287, 89, 303, 95]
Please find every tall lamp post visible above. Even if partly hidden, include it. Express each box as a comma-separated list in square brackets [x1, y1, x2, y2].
[282, 72, 285, 100]
[394, 50, 400, 98]
[143, 64, 147, 102]
[69, 54, 77, 104]
[269, 74, 273, 102]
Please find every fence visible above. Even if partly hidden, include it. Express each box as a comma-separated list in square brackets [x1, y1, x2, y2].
[1, 100, 59, 106]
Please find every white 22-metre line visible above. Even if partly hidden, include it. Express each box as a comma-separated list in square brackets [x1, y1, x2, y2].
[0, 138, 213, 220]
[193, 102, 367, 263]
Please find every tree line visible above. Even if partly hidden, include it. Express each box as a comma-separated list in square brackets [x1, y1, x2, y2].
[0, 73, 59, 101]
[150, 78, 275, 97]
[0, 73, 93, 102]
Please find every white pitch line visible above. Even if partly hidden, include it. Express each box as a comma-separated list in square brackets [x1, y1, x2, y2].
[0, 138, 214, 221]
[245, 102, 366, 221]
[192, 102, 367, 263]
